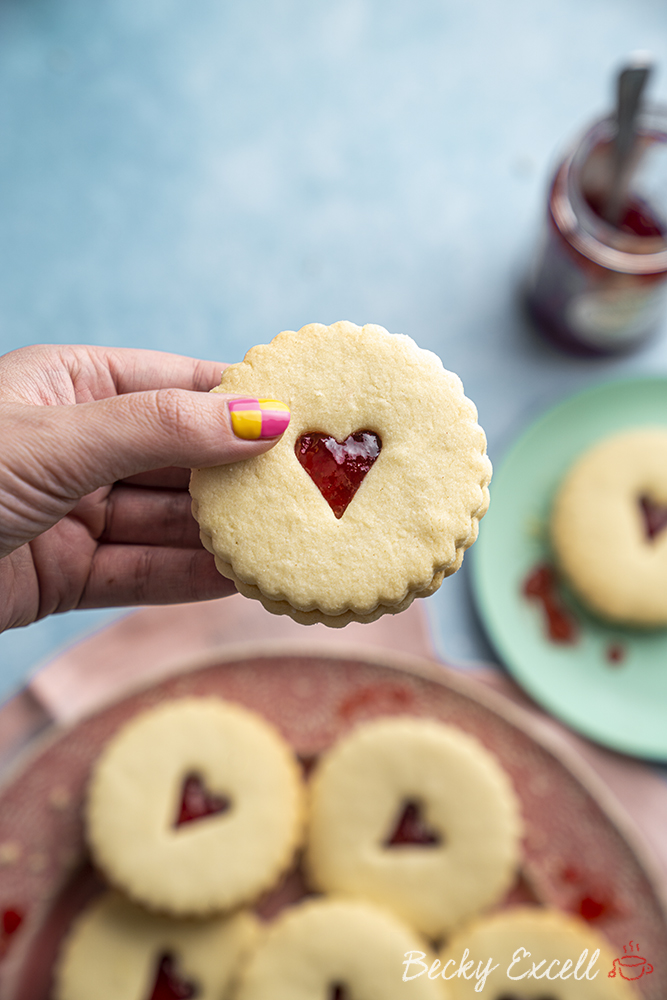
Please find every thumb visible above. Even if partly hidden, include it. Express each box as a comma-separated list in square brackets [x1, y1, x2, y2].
[21, 389, 291, 500]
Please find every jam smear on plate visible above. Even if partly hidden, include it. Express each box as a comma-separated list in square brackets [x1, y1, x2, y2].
[577, 894, 619, 923]
[385, 801, 441, 847]
[296, 431, 381, 519]
[2, 909, 23, 938]
[523, 564, 578, 643]
[606, 642, 626, 665]
[149, 953, 198, 1000]
[561, 867, 616, 922]
[578, 895, 612, 921]
[175, 774, 230, 827]
[338, 683, 413, 722]
[0, 907, 24, 958]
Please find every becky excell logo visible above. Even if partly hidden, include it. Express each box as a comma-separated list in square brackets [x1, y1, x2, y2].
[403, 938, 654, 993]
[403, 946, 603, 993]
[608, 940, 653, 981]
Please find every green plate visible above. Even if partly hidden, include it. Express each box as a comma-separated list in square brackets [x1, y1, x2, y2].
[472, 377, 667, 760]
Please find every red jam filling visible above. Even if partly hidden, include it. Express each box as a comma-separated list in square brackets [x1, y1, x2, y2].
[175, 774, 230, 827]
[523, 564, 578, 644]
[639, 495, 667, 541]
[149, 954, 198, 1000]
[296, 431, 381, 518]
[385, 801, 441, 847]
[496, 995, 558, 1000]
[330, 985, 350, 1000]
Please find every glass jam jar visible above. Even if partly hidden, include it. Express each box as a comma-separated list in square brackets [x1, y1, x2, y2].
[526, 105, 667, 355]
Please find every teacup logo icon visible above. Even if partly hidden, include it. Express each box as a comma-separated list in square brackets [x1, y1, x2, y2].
[608, 940, 653, 981]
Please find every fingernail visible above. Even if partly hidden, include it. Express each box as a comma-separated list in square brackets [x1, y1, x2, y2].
[228, 398, 291, 440]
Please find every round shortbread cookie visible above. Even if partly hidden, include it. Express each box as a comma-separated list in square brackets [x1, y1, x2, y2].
[305, 717, 522, 938]
[551, 428, 667, 626]
[234, 897, 449, 1000]
[86, 698, 304, 916]
[190, 321, 491, 627]
[54, 892, 259, 1000]
[439, 907, 638, 999]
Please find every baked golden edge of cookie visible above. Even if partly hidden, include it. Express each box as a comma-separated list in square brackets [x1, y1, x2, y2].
[200, 527, 450, 627]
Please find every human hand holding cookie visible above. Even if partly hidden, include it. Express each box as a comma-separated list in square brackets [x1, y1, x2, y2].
[0, 324, 489, 633]
[0, 344, 290, 632]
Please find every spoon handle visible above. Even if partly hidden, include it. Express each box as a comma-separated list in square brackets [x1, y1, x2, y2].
[604, 55, 653, 226]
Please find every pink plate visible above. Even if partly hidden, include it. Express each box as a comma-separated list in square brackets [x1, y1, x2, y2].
[0, 645, 665, 998]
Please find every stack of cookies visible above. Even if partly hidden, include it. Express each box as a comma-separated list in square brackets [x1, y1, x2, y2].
[53, 696, 634, 1000]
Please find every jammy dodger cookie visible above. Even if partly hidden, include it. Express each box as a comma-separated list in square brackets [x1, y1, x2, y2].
[190, 321, 491, 626]
[439, 907, 637, 999]
[551, 428, 667, 626]
[305, 716, 522, 938]
[54, 892, 259, 1000]
[234, 897, 447, 1000]
[86, 698, 304, 916]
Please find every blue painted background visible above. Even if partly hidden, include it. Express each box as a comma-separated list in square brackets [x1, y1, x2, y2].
[1, 0, 667, 700]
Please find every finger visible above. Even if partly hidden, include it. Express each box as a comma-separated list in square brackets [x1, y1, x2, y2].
[0, 344, 227, 402]
[20, 389, 290, 501]
[121, 468, 191, 489]
[100, 347, 228, 395]
[101, 485, 200, 547]
[78, 545, 236, 608]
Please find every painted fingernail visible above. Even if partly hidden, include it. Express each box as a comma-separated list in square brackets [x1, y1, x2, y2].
[228, 398, 291, 440]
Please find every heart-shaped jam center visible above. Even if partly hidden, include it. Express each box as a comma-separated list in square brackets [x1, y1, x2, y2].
[329, 985, 350, 1000]
[385, 800, 441, 847]
[149, 953, 199, 1000]
[639, 495, 667, 540]
[174, 774, 230, 827]
[496, 995, 558, 1000]
[295, 431, 381, 519]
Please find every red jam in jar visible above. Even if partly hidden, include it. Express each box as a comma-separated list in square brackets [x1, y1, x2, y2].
[526, 106, 667, 355]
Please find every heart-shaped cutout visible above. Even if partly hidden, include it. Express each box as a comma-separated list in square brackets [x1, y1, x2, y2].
[329, 985, 350, 1000]
[495, 995, 559, 1000]
[385, 800, 441, 847]
[174, 773, 230, 828]
[149, 953, 199, 1000]
[639, 495, 667, 541]
[295, 431, 381, 519]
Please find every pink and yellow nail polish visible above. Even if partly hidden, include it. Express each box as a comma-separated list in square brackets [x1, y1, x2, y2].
[229, 398, 291, 440]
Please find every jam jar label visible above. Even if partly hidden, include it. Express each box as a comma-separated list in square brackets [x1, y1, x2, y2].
[566, 283, 667, 348]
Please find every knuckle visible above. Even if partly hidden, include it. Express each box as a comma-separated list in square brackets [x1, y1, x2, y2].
[152, 388, 201, 442]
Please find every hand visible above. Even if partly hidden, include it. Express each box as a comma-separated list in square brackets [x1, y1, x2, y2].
[0, 344, 288, 632]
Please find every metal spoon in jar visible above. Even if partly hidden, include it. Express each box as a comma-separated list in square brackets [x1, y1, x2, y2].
[604, 52, 653, 228]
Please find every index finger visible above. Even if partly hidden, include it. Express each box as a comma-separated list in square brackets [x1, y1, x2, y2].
[0, 345, 228, 405]
[100, 347, 228, 395]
